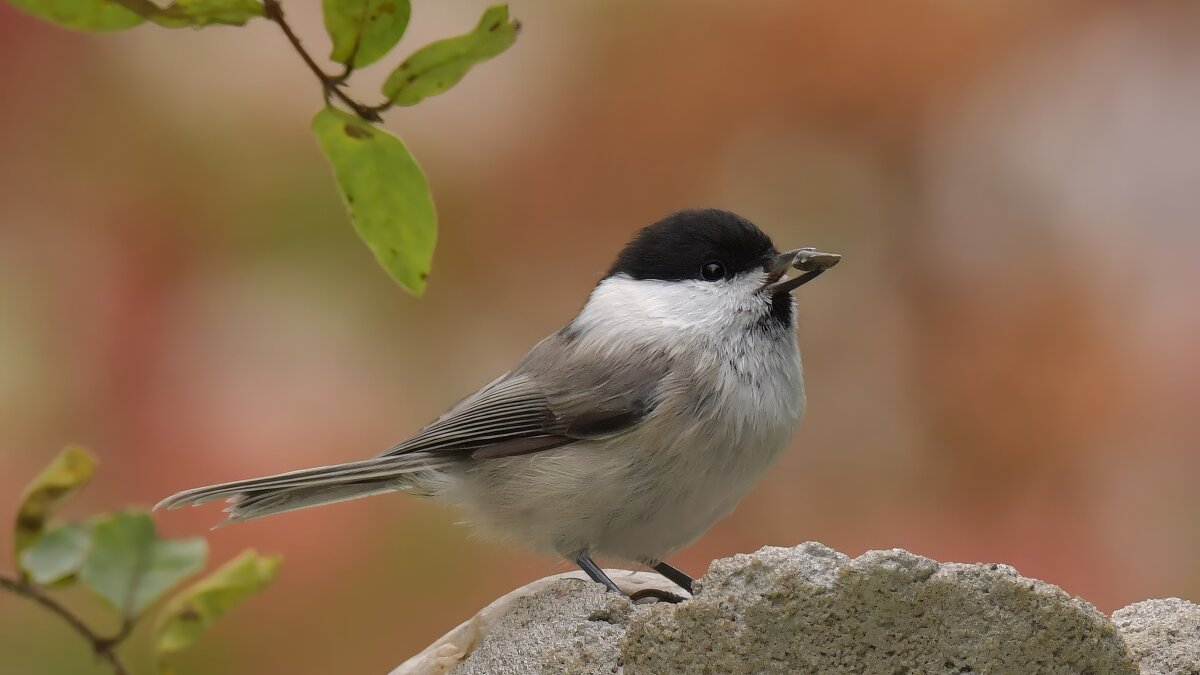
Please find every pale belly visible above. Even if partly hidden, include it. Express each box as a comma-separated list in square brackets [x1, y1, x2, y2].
[440, 366, 805, 562]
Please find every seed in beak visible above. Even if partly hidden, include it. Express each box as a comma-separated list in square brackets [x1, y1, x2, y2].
[792, 249, 841, 273]
[764, 248, 842, 293]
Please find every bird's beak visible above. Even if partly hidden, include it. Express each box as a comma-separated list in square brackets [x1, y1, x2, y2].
[763, 247, 841, 293]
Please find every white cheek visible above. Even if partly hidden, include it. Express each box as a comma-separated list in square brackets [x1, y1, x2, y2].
[574, 273, 771, 345]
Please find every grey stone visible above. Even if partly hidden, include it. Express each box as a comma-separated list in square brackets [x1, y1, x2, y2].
[625, 543, 1135, 674]
[453, 579, 625, 675]
[392, 569, 677, 675]
[1112, 598, 1200, 674]
[393, 543, 1199, 675]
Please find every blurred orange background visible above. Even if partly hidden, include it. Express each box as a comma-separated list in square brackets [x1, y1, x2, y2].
[2, 1, 1199, 673]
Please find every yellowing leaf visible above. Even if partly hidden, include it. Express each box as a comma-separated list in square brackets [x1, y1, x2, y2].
[81, 512, 207, 618]
[6, 0, 145, 31]
[156, 550, 281, 659]
[323, 0, 411, 68]
[382, 4, 517, 107]
[311, 106, 437, 294]
[14, 445, 96, 563]
[19, 524, 91, 586]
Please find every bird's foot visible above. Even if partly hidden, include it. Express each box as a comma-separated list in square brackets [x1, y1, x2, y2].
[629, 588, 688, 604]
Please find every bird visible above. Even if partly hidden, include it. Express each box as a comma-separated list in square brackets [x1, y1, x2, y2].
[157, 208, 840, 599]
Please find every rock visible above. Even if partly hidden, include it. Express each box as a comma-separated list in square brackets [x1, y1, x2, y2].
[393, 570, 677, 675]
[450, 580, 624, 675]
[393, 543, 1196, 675]
[1112, 598, 1200, 674]
[626, 543, 1136, 674]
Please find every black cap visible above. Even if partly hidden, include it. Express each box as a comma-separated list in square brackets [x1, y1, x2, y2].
[606, 209, 777, 282]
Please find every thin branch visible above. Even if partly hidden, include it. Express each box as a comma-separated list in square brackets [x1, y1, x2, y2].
[0, 574, 131, 675]
[96, 615, 135, 653]
[261, 0, 384, 123]
[364, 100, 395, 117]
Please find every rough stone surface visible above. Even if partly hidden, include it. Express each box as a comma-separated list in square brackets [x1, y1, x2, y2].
[452, 580, 626, 675]
[1112, 598, 1200, 674]
[393, 570, 675, 675]
[625, 543, 1134, 674]
[393, 543, 1196, 675]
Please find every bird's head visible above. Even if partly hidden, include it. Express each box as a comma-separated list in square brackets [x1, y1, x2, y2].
[582, 209, 839, 337]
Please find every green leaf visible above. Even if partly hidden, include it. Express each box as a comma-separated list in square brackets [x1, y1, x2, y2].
[323, 0, 411, 68]
[8, 0, 259, 30]
[6, 0, 146, 31]
[155, 550, 281, 660]
[14, 445, 96, 564]
[153, 0, 264, 27]
[311, 106, 437, 294]
[382, 3, 518, 107]
[81, 512, 207, 618]
[19, 524, 91, 586]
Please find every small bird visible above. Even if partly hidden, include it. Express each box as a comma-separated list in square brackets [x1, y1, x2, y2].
[157, 209, 839, 599]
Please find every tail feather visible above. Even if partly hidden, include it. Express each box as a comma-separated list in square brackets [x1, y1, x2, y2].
[212, 482, 404, 525]
[155, 453, 453, 525]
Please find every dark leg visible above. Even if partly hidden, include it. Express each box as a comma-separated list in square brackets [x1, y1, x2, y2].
[575, 553, 623, 594]
[628, 587, 689, 604]
[653, 561, 694, 594]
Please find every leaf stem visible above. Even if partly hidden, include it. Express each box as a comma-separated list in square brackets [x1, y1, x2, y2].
[330, 61, 355, 85]
[0, 573, 132, 675]
[261, 0, 384, 123]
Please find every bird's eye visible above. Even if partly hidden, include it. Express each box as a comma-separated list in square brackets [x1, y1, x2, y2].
[700, 261, 726, 281]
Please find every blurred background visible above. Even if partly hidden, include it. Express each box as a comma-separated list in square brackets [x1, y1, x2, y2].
[2, 0, 1199, 672]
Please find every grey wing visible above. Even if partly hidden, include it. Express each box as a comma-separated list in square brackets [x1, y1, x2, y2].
[381, 332, 671, 460]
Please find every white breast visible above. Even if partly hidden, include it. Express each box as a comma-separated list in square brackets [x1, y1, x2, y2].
[440, 273, 806, 562]
[590, 328, 803, 562]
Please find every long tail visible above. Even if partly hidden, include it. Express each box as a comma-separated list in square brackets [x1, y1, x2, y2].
[155, 453, 455, 525]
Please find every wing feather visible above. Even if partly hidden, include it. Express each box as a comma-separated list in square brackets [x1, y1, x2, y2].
[380, 375, 564, 456]
[379, 330, 674, 460]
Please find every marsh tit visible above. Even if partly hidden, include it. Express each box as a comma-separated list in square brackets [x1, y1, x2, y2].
[158, 209, 840, 598]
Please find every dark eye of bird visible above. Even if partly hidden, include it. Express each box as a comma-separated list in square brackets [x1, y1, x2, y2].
[700, 261, 726, 281]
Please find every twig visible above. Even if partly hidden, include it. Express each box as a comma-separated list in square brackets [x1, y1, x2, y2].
[0, 574, 131, 675]
[261, 0, 385, 122]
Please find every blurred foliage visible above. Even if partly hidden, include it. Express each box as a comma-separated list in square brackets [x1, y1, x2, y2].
[1, 447, 280, 674]
[13, 444, 95, 561]
[156, 551, 282, 666]
[3, 0, 517, 293]
[0, 0, 521, 669]
[80, 512, 207, 617]
[20, 523, 90, 586]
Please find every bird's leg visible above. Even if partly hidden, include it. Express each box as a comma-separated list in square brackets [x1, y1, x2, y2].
[652, 561, 694, 594]
[575, 554, 690, 603]
[574, 553, 623, 594]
